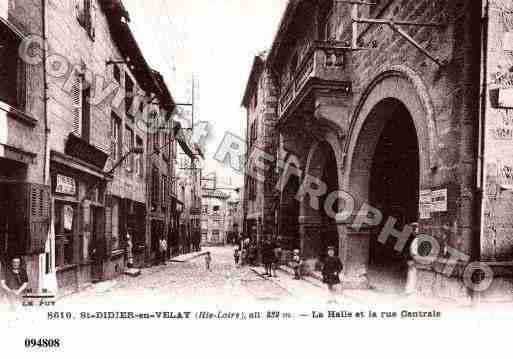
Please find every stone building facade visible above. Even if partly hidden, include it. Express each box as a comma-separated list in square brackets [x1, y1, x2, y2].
[0, 0, 49, 293]
[242, 52, 279, 247]
[43, 0, 176, 292]
[201, 189, 230, 245]
[173, 133, 202, 254]
[249, 0, 513, 300]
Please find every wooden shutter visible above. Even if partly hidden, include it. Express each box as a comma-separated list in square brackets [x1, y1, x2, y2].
[28, 184, 50, 254]
[7, 183, 50, 255]
[17, 56, 27, 110]
[71, 75, 82, 136]
[104, 195, 113, 255]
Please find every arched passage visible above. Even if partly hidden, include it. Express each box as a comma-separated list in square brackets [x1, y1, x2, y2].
[300, 139, 341, 269]
[342, 69, 434, 291]
[367, 99, 420, 290]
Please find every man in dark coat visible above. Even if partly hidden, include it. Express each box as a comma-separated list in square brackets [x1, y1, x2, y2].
[322, 246, 343, 293]
[262, 239, 273, 276]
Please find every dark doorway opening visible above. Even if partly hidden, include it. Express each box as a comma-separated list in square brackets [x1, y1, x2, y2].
[368, 100, 420, 291]
[319, 144, 339, 264]
[280, 175, 300, 251]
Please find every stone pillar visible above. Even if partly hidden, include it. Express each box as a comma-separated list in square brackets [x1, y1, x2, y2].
[340, 223, 371, 289]
[299, 215, 322, 271]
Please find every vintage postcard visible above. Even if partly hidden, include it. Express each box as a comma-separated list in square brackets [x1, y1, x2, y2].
[1, 0, 512, 357]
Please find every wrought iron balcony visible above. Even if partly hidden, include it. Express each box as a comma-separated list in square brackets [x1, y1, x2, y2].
[278, 41, 352, 119]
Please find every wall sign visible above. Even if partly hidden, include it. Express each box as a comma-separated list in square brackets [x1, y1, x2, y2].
[431, 189, 448, 213]
[419, 188, 448, 218]
[419, 190, 432, 219]
[56, 174, 77, 195]
[504, 32, 513, 52]
[498, 88, 513, 108]
[491, 126, 513, 140]
[498, 161, 513, 190]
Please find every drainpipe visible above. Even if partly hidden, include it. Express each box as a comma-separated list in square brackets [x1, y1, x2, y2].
[42, 0, 49, 186]
[41, 0, 56, 294]
[476, 0, 489, 264]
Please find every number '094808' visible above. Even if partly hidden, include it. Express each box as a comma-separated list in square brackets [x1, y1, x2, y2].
[24, 338, 61, 349]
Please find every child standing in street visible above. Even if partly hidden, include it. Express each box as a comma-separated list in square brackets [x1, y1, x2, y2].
[322, 246, 343, 302]
[292, 249, 303, 280]
[205, 252, 212, 271]
[234, 247, 240, 266]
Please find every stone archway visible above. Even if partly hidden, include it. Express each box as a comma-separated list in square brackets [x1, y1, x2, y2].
[342, 70, 435, 290]
[299, 131, 345, 270]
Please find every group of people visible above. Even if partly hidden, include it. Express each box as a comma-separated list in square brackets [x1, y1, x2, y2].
[261, 239, 282, 277]
[233, 236, 259, 267]
[124, 228, 203, 268]
[233, 235, 344, 295]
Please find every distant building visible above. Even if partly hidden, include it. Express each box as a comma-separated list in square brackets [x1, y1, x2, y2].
[201, 189, 230, 245]
[174, 133, 203, 253]
[225, 189, 242, 244]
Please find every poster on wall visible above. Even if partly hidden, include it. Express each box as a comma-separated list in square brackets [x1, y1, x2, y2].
[498, 160, 513, 190]
[419, 190, 432, 219]
[63, 205, 74, 231]
[431, 189, 448, 213]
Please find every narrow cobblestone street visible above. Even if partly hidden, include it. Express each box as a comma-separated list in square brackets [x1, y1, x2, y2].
[58, 246, 338, 308]
[55, 246, 482, 313]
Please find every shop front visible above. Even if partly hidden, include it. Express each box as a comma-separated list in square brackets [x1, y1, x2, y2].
[50, 143, 110, 292]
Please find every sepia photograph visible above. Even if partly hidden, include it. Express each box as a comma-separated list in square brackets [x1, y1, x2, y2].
[0, 0, 512, 357]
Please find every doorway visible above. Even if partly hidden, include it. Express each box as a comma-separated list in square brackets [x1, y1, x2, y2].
[90, 205, 104, 282]
[368, 100, 420, 291]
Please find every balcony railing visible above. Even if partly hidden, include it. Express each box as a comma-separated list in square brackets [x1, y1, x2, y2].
[278, 41, 350, 117]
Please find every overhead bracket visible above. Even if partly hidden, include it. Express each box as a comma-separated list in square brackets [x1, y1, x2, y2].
[335, 0, 447, 67]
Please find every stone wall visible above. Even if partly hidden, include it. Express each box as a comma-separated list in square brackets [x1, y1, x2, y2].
[346, 0, 481, 257]
[482, 0, 513, 261]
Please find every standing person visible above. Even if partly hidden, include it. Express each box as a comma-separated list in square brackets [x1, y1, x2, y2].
[1, 257, 29, 311]
[322, 246, 343, 300]
[205, 252, 212, 271]
[262, 239, 273, 276]
[159, 237, 168, 265]
[234, 246, 240, 266]
[272, 243, 282, 278]
[292, 249, 303, 280]
[126, 233, 134, 268]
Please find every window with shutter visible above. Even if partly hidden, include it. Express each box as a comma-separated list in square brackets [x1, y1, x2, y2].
[125, 74, 134, 118]
[124, 126, 134, 172]
[82, 86, 91, 142]
[0, 25, 22, 108]
[136, 136, 143, 178]
[71, 75, 83, 137]
[111, 112, 121, 162]
[16, 57, 26, 110]
[26, 184, 50, 254]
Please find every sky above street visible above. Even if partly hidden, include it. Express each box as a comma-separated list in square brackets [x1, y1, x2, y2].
[122, 0, 288, 187]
